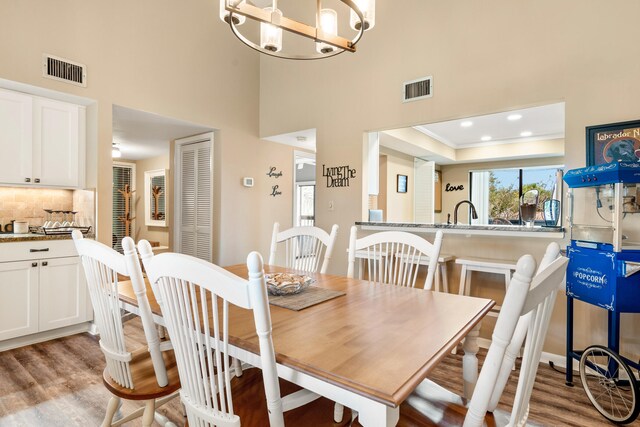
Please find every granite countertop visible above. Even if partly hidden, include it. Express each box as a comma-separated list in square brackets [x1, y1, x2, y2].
[356, 222, 563, 232]
[356, 222, 564, 238]
[0, 233, 95, 243]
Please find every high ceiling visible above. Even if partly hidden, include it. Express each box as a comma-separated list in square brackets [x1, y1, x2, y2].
[112, 105, 212, 160]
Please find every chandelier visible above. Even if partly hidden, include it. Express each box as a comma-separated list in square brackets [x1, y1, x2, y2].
[220, 0, 376, 60]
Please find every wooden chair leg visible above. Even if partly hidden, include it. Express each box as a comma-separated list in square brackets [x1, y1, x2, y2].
[142, 400, 156, 427]
[101, 396, 121, 427]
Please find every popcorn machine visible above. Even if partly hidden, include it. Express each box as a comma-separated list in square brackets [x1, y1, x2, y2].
[564, 162, 640, 424]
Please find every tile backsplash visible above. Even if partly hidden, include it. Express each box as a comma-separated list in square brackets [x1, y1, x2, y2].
[0, 187, 86, 229]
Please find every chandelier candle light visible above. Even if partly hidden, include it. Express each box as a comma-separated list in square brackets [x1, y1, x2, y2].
[220, 0, 375, 60]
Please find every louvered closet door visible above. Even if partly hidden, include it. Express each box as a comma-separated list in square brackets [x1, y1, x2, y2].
[179, 140, 212, 261]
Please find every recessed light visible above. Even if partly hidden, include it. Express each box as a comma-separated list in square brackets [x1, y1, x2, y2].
[481, 136, 492, 142]
[460, 121, 473, 128]
[520, 131, 533, 137]
[507, 114, 523, 121]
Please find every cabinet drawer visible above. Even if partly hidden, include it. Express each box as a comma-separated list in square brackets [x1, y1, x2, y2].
[0, 239, 77, 262]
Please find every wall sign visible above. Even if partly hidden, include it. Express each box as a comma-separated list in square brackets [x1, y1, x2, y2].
[270, 184, 282, 197]
[322, 164, 356, 188]
[266, 166, 283, 178]
[586, 120, 640, 166]
[445, 183, 464, 192]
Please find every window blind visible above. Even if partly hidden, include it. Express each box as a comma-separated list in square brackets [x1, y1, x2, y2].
[113, 163, 134, 252]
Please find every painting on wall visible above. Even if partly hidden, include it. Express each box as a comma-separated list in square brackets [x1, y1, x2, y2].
[586, 120, 640, 166]
[397, 174, 408, 193]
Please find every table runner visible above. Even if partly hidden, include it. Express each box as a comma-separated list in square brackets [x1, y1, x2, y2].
[268, 286, 345, 311]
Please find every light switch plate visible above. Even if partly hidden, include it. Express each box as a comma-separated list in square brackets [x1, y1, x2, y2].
[243, 177, 254, 187]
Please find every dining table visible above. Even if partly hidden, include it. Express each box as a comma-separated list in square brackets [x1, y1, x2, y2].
[118, 264, 495, 427]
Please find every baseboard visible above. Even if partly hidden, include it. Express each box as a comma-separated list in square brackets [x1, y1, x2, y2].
[475, 337, 579, 372]
[0, 322, 93, 352]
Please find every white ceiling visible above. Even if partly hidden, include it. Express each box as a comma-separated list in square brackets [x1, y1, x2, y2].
[413, 102, 565, 149]
[263, 128, 316, 152]
[112, 105, 213, 160]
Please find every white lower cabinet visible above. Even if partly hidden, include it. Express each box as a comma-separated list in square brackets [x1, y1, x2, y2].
[0, 240, 92, 344]
[0, 260, 39, 341]
[38, 256, 89, 332]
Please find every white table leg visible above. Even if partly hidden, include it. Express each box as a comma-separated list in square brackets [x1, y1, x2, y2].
[357, 403, 399, 427]
[462, 322, 481, 399]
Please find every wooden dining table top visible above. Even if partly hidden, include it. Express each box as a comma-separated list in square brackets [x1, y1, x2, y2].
[118, 264, 494, 408]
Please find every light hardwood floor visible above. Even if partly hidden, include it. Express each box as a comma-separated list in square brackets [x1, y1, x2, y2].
[0, 318, 635, 426]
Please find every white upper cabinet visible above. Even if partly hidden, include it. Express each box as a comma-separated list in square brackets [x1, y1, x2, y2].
[0, 88, 86, 188]
[33, 98, 85, 187]
[0, 89, 33, 185]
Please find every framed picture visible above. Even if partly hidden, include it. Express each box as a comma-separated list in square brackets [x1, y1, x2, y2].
[397, 174, 408, 193]
[586, 120, 640, 166]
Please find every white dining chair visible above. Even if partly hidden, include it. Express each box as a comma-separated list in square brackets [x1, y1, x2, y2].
[269, 222, 339, 274]
[137, 240, 350, 426]
[354, 242, 568, 427]
[347, 226, 444, 290]
[71, 231, 180, 427]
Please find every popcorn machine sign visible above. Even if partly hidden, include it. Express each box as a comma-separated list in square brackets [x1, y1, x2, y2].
[572, 267, 608, 289]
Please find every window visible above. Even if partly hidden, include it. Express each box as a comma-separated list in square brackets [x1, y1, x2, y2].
[296, 183, 315, 226]
[470, 166, 561, 225]
[113, 162, 135, 252]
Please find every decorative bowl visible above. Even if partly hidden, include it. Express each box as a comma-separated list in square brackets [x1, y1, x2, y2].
[265, 273, 314, 296]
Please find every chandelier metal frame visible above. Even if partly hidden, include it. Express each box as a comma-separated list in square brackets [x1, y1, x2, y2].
[223, 0, 366, 60]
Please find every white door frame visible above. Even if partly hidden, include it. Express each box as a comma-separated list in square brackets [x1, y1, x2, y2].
[173, 132, 214, 261]
[292, 150, 316, 227]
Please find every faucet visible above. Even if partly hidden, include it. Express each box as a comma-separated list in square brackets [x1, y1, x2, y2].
[453, 200, 478, 225]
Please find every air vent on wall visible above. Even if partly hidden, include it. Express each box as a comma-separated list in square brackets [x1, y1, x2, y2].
[42, 54, 87, 87]
[403, 76, 432, 102]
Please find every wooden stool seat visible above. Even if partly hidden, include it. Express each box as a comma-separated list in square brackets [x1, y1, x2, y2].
[102, 346, 181, 401]
[455, 257, 517, 317]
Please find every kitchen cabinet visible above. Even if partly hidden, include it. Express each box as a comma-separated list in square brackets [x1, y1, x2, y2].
[0, 88, 33, 185]
[0, 260, 39, 341]
[0, 240, 91, 343]
[0, 88, 86, 188]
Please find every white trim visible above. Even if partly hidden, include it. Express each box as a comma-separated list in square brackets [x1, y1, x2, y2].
[0, 322, 93, 352]
[476, 337, 578, 371]
[174, 132, 214, 262]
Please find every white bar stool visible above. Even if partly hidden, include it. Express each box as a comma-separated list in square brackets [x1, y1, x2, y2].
[455, 256, 518, 317]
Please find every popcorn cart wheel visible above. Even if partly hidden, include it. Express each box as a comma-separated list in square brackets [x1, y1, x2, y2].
[579, 345, 639, 424]
[564, 163, 640, 424]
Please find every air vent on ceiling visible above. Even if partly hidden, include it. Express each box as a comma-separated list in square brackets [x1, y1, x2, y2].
[42, 54, 87, 87]
[403, 76, 432, 103]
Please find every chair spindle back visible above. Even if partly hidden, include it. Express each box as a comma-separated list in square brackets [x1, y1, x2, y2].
[138, 241, 285, 427]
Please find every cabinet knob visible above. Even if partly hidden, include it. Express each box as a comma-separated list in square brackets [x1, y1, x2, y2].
[34, 178, 40, 183]
[25, 178, 31, 183]
[32, 262, 38, 267]
[42, 261, 48, 266]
